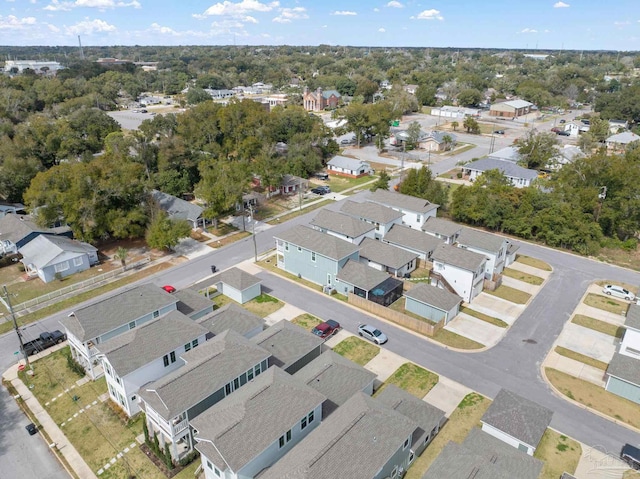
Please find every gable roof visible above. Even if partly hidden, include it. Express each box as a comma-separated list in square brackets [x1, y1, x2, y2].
[336, 260, 390, 291]
[139, 329, 270, 420]
[427, 131, 457, 144]
[19, 235, 96, 269]
[310, 209, 375, 239]
[97, 311, 207, 377]
[173, 289, 214, 317]
[384, 224, 444, 255]
[60, 284, 177, 342]
[488, 146, 521, 163]
[405, 283, 462, 312]
[606, 352, 640, 387]
[341, 200, 403, 225]
[607, 131, 640, 144]
[322, 89, 341, 99]
[624, 303, 640, 331]
[457, 228, 506, 254]
[359, 237, 419, 270]
[258, 392, 417, 479]
[481, 389, 553, 448]
[421, 217, 463, 238]
[502, 99, 533, 109]
[196, 303, 264, 337]
[431, 243, 486, 272]
[252, 320, 324, 371]
[193, 367, 325, 472]
[327, 155, 368, 171]
[0, 214, 71, 246]
[464, 158, 538, 181]
[274, 225, 360, 261]
[213, 267, 261, 292]
[368, 189, 439, 215]
[151, 189, 203, 222]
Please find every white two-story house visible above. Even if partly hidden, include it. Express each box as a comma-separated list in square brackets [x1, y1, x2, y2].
[340, 200, 403, 240]
[367, 189, 439, 230]
[193, 367, 325, 479]
[606, 303, 640, 404]
[97, 311, 209, 417]
[430, 244, 486, 303]
[456, 228, 508, 281]
[309, 209, 376, 244]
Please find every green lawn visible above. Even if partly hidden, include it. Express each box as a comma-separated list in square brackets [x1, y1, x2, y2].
[486, 284, 532, 304]
[534, 429, 581, 479]
[571, 314, 624, 338]
[503, 267, 544, 285]
[584, 293, 629, 315]
[515, 255, 552, 271]
[432, 328, 484, 350]
[291, 313, 322, 330]
[266, 199, 333, 225]
[311, 174, 377, 193]
[332, 336, 380, 366]
[377, 363, 439, 399]
[460, 306, 508, 328]
[214, 293, 283, 318]
[554, 346, 609, 370]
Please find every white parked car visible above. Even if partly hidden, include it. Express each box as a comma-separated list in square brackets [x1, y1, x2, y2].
[358, 324, 388, 345]
[602, 284, 636, 301]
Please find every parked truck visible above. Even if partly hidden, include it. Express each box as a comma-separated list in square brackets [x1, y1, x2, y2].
[21, 330, 66, 356]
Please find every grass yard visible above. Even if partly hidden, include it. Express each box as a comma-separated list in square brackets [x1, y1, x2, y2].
[503, 267, 544, 285]
[432, 328, 484, 350]
[460, 306, 508, 328]
[252, 202, 288, 221]
[405, 393, 491, 479]
[266, 199, 333, 225]
[584, 293, 629, 315]
[445, 143, 475, 156]
[571, 314, 624, 338]
[291, 313, 322, 330]
[313, 174, 376, 193]
[377, 363, 439, 399]
[207, 222, 239, 236]
[242, 294, 284, 318]
[207, 231, 252, 249]
[332, 336, 380, 366]
[486, 284, 532, 304]
[516, 255, 553, 271]
[534, 429, 582, 479]
[256, 256, 323, 292]
[554, 346, 609, 370]
[545, 368, 640, 429]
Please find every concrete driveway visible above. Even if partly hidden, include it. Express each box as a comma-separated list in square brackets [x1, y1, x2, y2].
[501, 275, 541, 295]
[556, 323, 618, 363]
[445, 313, 504, 348]
[173, 237, 212, 259]
[465, 293, 525, 326]
[423, 376, 473, 417]
[507, 260, 552, 280]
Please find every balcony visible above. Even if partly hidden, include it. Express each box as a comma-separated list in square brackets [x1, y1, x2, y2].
[172, 417, 189, 435]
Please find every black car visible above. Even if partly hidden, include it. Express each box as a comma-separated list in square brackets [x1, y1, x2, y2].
[622, 444, 640, 470]
[493, 130, 505, 134]
[557, 130, 571, 136]
[25, 423, 37, 435]
[311, 186, 331, 195]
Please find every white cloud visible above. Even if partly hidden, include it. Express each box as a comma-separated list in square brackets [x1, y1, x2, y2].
[378, 27, 385, 32]
[386, 1, 403, 8]
[412, 9, 443, 21]
[65, 17, 116, 35]
[272, 6, 307, 23]
[45, 0, 140, 11]
[553, 1, 570, 7]
[331, 10, 356, 16]
[0, 15, 36, 29]
[373, 7, 379, 12]
[614, 20, 630, 26]
[519, 27, 538, 33]
[202, 0, 279, 17]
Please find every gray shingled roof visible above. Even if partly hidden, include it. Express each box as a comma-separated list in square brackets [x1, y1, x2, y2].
[422, 428, 543, 479]
[431, 243, 486, 272]
[60, 284, 177, 342]
[310, 209, 375, 239]
[251, 320, 324, 371]
[295, 350, 376, 412]
[488, 146, 521, 163]
[213, 267, 262, 291]
[405, 283, 462, 312]
[196, 303, 264, 337]
[502, 99, 533, 109]
[96, 311, 207, 377]
[507, 242, 520, 256]
[481, 389, 553, 448]
[384, 224, 444, 255]
[376, 384, 445, 448]
[174, 289, 214, 317]
[258, 392, 417, 479]
[607, 352, 640, 386]
[19, 235, 97, 269]
[624, 304, 640, 331]
[151, 189, 203, 222]
[0, 214, 71, 246]
[336, 260, 390, 291]
[274, 225, 360, 261]
[327, 155, 366, 171]
[464, 158, 538, 181]
[368, 189, 439, 215]
[607, 131, 640, 144]
[340, 200, 403, 225]
[421, 217, 463, 238]
[457, 228, 506, 254]
[138, 330, 270, 420]
[359, 237, 419, 270]
[193, 367, 325, 472]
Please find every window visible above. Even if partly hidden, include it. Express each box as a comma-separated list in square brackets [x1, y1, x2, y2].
[73, 257, 83, 267]
[409, 452, 415, 464]
[311, 251, 316, 262]
[163, 352, 176, 367]
[403, 437, 410, 450]
[285, 242, 289, 251]
[287, 430, 292, 442]
[184, 343, 191, 352]
[391, 466, 399, 478]
[131, 395, 137, 401]
[255, 364, 262, 376]
[192, 339, 198, 348]
[297, 246, 302, 252]
[128, 321, 136, 330]
[170, 351, 176, 363]
[234, 378, 240, 389]
[153, 310, 160, 319]
[308, 410, 314, 424]
[279, 429, 292, 448]
[247, 368, 254, 381]
[240, 373, 247, 386]
[55, 261, 70, 273]
[225, 383, 232, 395]
[327, 274, 332, 285]
[214, 467, 221, 478]
[301, 416, 308, 430]
[206, 460, 213, 470]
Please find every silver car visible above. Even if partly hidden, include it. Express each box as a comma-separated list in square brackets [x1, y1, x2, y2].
[358, 324, 388, 345]
[602, 284, 635, 301]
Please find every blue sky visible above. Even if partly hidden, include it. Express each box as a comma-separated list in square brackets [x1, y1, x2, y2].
[1, 0, 639, 50]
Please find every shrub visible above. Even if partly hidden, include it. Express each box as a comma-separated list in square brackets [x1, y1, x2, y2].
[456, 172, 463, 179]
[164, 442, 174, 469]
[65, 353, 85, 378]
[143, 416, 149, 443]
[178, 450, 200, 467]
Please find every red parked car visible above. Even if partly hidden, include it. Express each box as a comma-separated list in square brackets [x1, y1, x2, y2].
[162, 285, 176, 293]
[311, 320, 341, 339]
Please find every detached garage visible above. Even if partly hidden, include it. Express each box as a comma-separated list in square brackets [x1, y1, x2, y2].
[404, 283, 462, 324]
[213, 267, 262, 304]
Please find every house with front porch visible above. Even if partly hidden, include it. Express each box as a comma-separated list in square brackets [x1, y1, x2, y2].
[341, 200, 403, 240]
[358, 237, 418, 277]
[139, 330, 271, 462]
[606, 131, 640, 154]
[335, 259, 404, 306]
[383, 224, 444, 262]
[421, 217, 462, 244]
[193, 367, 325, 479]
[368, 189, 439, 230]
[151, 189, 207, 230]
[280, 174, 308, 196]
[327, 156, 372, 178]
[430, 244, 486, 303]
[456, 228, 509, 281]
[404, 283, 462, 325]
[463, 158, 538, 188]
[60, 284, 179, 379]
[605, 303, 640, 404]
[310, 209, 376, 244]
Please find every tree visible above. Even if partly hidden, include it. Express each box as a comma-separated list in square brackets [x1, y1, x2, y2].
[398, 166, 448, 207]
[451, 121, 459, 131]
[415, 84, 437, 106]
[195, 157, 248, 228]
[587, 116, 610, 143]
[145, 212, 191, 251]
[335, 77, 357, 97]
[406, 121, 423, 149]
[370, 171, 390, 191]
[457, 88, 483, 107]
[442, 134, 454, 151]
[114, 247, 128, 269]
[463, 117, 480, 134]
[186, 87, 212, 105]
[515, 130, 559, 170]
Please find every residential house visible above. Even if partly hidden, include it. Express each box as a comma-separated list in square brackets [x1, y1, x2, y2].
[212, 267, 262, 304]
[196, 303, 265, 339]
[151, 190, 206, 229]
[608, 119, 629, 134]
[326, 156, 372, 178]
[456, 228, 509, 281]
[564, 121, 589, 137]
[551, 145, 585, 170]
[422, 428, 543, 479]
[60, 284, 178, 379]
[489, 99, 534, 118]
[294, 350, 376, 417]
[302, 87, 341, 111]
[280, 174, 308, 196]
[335, 259, 404, 306]
[368, 189, 439, 230]
[97, 311, 208, 417]
[383, 224, 444, 262]
[505, 242, 520, 267]
[258, 392, 418, 479]
[487, 146, 521, 163]
[173, 289, 214, 321]
[463, 158, 538, 188]
[404, 84, 419, 95]
[420, 131, 458, 152]
[274, 225, 360, 288]
[480, 389, 553, 456]
[430, 244, 486, 303]
[421, 217, 462, 245]
[19, 235, 98, 283]
[0, 202, 25, 218]
[358, 237, 418, 277]
[404, 283, 462, 325]
[605, 304, 640, 404]
[252, 320, 324, 374]
[0, 213, 72, 256]
[606, 131, 640, 153]
[139, 330, 271, 461]
[193, 367, 325, 479]
[377, 384, 446, 456]
[310, 209, 376, 244]
[430, 106, 480, 120]
[341, 200, 403, 240]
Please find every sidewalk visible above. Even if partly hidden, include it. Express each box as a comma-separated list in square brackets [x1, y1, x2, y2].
[544, 350, 606, 387]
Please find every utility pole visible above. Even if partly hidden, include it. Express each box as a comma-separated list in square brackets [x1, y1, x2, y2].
[2, 285, 29, 369]
[248, 205, 258, 262]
